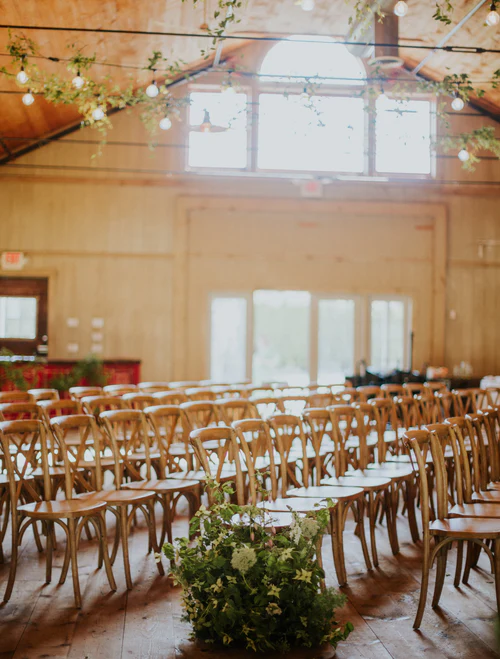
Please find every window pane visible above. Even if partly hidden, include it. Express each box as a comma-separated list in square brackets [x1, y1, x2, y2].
[318, 299, 355, 384]
[253, 290, 310, 386]
[0, 296, 37, 339]
[375, 97, 431, 174]
[210, 297, 247, 382]
[370, 300, 406, 373]
[260, 36, 366, 85]
[258, 94, 365, 172]
[188, 92, 247, 169]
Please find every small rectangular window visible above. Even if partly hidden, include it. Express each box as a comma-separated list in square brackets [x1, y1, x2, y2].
[370, 298, 410, 373]
[210, 297, 247, 382]
[375, 97, 431, 175]
[188, 91, 248, 169]
[258, 94, 365, 173]
[0, 296, 38, 339]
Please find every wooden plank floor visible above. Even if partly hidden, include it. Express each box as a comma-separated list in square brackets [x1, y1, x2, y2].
[1, 506, 499, 659]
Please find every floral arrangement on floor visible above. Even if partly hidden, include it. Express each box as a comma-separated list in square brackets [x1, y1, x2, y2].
[163, 481, 353, 653]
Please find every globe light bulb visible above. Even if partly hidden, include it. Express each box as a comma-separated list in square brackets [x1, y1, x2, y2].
[458, 148, 470, 162]
[17, 68, 29, 84]
[394, 0, 408, 17]
[92, 106, 105, 121]
[486, 8, 500, 25]
[223, 84, 236, 94]
[451, 96, 464, 111]
[300, 0, 315, 10]
[22, 91, 35, 106]
[159, 116, 172, 131]
[146, 82, 159, 98]
[72, 73, 85, 90]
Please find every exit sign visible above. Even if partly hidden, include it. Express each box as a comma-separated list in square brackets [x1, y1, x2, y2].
[1, 252, 26, 270]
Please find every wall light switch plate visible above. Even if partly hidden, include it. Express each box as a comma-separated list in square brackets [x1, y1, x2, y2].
[91, 343, 103, 353]
[91, 318, 105, 329]
[67, 343, 79, 354]
[91, 332, 103, 342]
[66, 317, 79, 328]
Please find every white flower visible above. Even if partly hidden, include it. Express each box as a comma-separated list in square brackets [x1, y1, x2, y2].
[289, 518, 302, 544]
[231, 546, 257, 574]
[300, 517, 320, 539]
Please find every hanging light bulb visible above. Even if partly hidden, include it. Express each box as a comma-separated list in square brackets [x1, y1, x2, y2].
[159, 116, 172, 131]
[191, 109, 227, 133]
[458, 148, 470, 162]
[300, 0, 315, 10]
[486, 1, 500, 25]
[394, 0, 408, 16]
[300, 86, 310, 103]
[16, 66, 29, 85]
[451, 95, 465, 111]
[146, 77, 159, 98]
[72, 71, 85, 90]
[92, 105, 105, 121]
[22, 90, 35, 106]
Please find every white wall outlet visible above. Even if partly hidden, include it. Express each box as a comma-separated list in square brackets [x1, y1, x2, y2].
[91, 332, 103, 342]
[66, 317, 79, 328]
[67, 343, 79, 354]
[91, 317, 105, 329]
[91, 343, 103, 353]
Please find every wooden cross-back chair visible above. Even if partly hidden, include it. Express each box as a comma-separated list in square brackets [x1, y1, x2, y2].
[0, 391, 34, 404]
[152, 389, 188, 405]
[267, 413, 310, 489]
[103, 384, 138, 397]
[0, 402, 42, 422]
[367, 397, 399, 461]
[81, 395, 125, 417]
[138, 382, 171, 393]
[144, 404, 192, 474]
[402, 382, 425, 397]
[486, 388, 500, 407]
[27, 388, 60, 402]
[0, 418, 116, 607]
[180, 400, 220, 433]
[403, 428, 500, 630]
[185, 387, 218, 402]
[356, 386, 382, 402]
[51, 414, 163, 591]
[69, 386, 103, 401]
[301, 408, 336, 486]
[121, 392, 156, 410]
[249, 396, 282, 420]
[423, 381, 448, 395]
[416, 393, 440, 426]
[168, 381, 200, 390]
[380, 384, 405, 399]
[306, 392, 338, 408]
[434, 391, 459, 421]
[278, 395, 308, 416]
[452, 388, 489, 416]
[215, 397, 257, 425]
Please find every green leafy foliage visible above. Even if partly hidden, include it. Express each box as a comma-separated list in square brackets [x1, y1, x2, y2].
[432, 1, 454, 24]
[164, 480, 352, 653]
[0, 348, 30, 390]
[48, 355, 108, 392]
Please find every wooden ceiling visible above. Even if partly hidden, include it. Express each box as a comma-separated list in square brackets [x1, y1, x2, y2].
[0, 0, 499, 162]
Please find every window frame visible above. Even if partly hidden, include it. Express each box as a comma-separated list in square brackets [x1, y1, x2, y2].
[0, 277, 48, 356]
[367, 294, 413, 372]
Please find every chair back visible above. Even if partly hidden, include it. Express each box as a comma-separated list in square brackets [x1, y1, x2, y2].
[268, 413, 309, 489]
[103, 384, 138, 396]
[189, 426, 245, 505]
[278, 395, 308, 415]
[100, 409, 152, 483]
[329, 404, 363, 475]
[380, 384, 404, 399]
[249, 396, 282, 420]
[138, 382, 171, 393]
[356, 385, 381, 402]
[306, 392, 336, 408]
[423, 381, 447, 394]
[69, 386, 103, 401]
[402, 382, 425, 397]
[152, 389, 188, 405]
[180, 400, 220, 432]
[51, 414, 104, 495]
[37, 398, 82, 422]
[416, 394, 440, 425]
[0, 391, 34, 404]
[302, 408, 333, 486]
[215, 398, 256, 425]
[368, 397, 395, 461]
[27, 388, 60, 402]
[233, 418, 277, 502]
[145, 404, 188, 476]
[0, 419, 51, 506]
[81, 395, 125, 417]
[121, 392, 156, 410]
[0, 402, 42, 422]
[185, 387, 217, 402]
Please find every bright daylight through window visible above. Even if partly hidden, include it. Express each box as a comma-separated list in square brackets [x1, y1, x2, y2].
[187, 36, 433, 177]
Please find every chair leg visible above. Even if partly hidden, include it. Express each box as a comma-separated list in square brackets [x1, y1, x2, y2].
[386, 487, 400, 556]
[97, 513, 117, 592]
[367, 491, 379, 567]
[414, 532, 431, 629]
[59, 540, 71, 585]
[454, 541, 464, 588]
[3, 515, 19, 603]
[68, 518, 82, 609]
[354, 498, 372, 571]
[406, 479, 420, 543]
[45, 521, 54, 584]
[463, 540, 474, 585]
[32, 520, 44, 553]
[110, 512, 121, 565]
[119, 506, 133, 590]
[329, 503, 347, 587]
[432, 545, 448, 608]
[494, 539, 500, 614]
[146, 501, 165, 577]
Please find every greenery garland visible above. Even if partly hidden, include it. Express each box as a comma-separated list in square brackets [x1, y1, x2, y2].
[1, 0, 499, 168]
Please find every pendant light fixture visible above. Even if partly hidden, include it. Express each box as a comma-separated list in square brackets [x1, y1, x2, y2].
[191, 109, 227, 133]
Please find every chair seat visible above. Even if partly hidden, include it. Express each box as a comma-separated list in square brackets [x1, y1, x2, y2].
[19, 499, 106, 519]
[166, 468, 240, 482]
[287, 485, 364, 501]
[385, 454, 412, 464]
[471, 490, 500, 503]
[77, 489, 155, 505]
[123, 478, 200, 493]
[258, 496, 335, 513]
[430, 517, 500, 539]
[449, 502, 500, 519]
[168, 443, 193, 456]
[366, 463, 414, 479]
[322, 473, 392, 490]
[345, 435, 378, 450]
[231, 511, 297, 529]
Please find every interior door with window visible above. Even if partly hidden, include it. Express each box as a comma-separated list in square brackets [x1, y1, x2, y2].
[0, 277, 48, 356]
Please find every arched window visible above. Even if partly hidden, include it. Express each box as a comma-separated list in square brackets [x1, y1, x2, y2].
[259, 35, 366, 85]
[257, 37, 366, 173]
